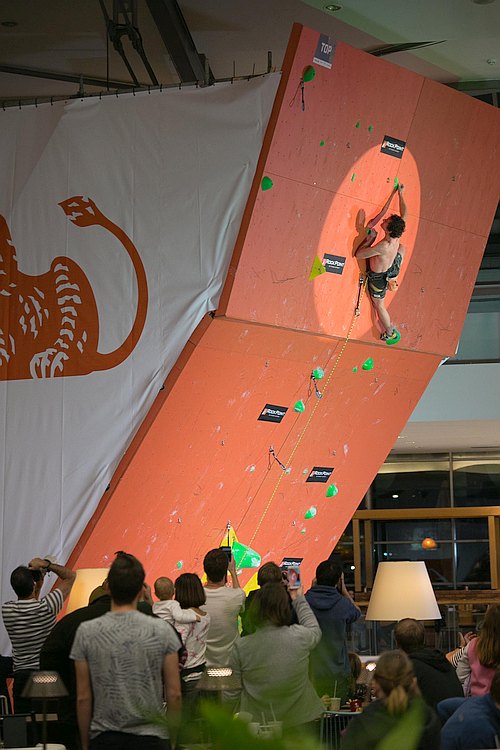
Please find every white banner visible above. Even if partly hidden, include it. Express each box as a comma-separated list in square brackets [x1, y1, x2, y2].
[0, 75, 279, 651]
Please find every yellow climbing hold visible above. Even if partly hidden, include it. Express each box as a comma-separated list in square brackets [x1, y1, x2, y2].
[309, 256, 326, 280]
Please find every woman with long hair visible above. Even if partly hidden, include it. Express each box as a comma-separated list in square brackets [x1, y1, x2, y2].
[174, 573, 210, 746]
[228, 582, 323, 731]
[241, 561, 293, 636]
[457, 604, 500, 695]
[340, 650, 440, 750]
[174, 573, 210, 696]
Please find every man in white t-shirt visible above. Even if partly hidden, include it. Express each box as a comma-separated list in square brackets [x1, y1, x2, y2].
[2, 556, 76, 711]
[201, 549, 245, 667]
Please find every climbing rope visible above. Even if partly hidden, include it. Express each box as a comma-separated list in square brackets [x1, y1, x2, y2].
[246, 275, 368, 548]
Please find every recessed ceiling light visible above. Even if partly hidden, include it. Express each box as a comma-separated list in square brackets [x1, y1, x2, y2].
[1, 20, 18, 27]
[487, 58, 497, 65]
[324, 4, 343, 11]
[471, 0, 496, 4]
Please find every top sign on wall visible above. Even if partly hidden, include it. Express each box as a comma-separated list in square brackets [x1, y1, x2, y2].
[313, 34, 336, 69]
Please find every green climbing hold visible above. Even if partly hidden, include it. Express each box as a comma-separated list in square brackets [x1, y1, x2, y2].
[177, 560, 183, 569]
[362, 357, 374, 371]
[303, 65, 316, 82]
[232, 541, 261, 569]
[368, 124, 373, 132]
[294, 400, 305, 413]
[351, 173, 356, 182]
[301, 528, 306, 534]
[326, 484, 338, 498]
[302, 469, 308, 475]
[394, 176, 399, 188]
[355, 121, 360, 128]
[285, 467, 292, 475]
[261, 176, 273, 191]
[320, 140, 325, 146]
[312, 367, 324, 380]
[249, 465, 256, 473]
[385, 328, 401, 346]
[352, 367, 358, 373]
[304, 506, 317, 519]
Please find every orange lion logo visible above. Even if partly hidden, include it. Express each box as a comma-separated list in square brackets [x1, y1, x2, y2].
[0, 197, 148, 380]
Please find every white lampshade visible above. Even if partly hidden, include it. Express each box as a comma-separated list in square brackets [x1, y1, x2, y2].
[65, 568, 109, 614]
[365, 561, 441, 621]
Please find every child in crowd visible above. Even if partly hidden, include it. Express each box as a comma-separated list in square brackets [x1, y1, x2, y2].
[153, 576, 200, 625]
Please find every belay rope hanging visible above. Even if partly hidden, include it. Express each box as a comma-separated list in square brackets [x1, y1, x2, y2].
[244, 275, 368, 551]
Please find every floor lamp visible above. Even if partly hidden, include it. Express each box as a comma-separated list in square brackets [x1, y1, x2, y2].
[366, 561, 441, 622]
[22, 671, 68, 750]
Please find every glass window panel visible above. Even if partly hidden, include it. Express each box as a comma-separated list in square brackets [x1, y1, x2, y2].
[333, 522, 365, 589]
[456, 542, 490, 589]
[372, 455, 450, 509]
[455, 518, 488, 541]
[453, 454, 500, 506]
[374, 520, 452, 545]
[373, 521, 454, 588]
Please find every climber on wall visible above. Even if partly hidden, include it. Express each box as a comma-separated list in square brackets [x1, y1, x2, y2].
[355, 183, 407, 345]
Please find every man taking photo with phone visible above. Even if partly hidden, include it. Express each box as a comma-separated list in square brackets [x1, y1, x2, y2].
[305, 559, 361, 702]
[201, 548, 245, 667]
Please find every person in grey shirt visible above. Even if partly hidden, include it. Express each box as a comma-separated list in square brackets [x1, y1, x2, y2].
[71, 552, 181, 750]
[228, 582, 323, 729]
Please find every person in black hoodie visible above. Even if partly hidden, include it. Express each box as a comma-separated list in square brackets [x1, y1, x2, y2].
[394, 618, 463, 711]
[305, 559, 361, 701]
[340, 650, 440, 750]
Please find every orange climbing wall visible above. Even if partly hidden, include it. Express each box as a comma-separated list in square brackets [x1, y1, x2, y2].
[69, 25, 500, 587]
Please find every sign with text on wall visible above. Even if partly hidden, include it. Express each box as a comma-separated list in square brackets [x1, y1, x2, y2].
[381, 135, 406, 159]
[258, 404, 288, 423]
[313, 34, 336, 69]
[323, 253, 346, 275]
[306, 466, 334, 483]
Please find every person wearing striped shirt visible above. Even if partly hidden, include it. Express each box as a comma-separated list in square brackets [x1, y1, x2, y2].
[2, 556, 75, 711]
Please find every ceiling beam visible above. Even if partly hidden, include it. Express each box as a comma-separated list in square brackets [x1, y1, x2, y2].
[449, 79, 500, 95]
[145, 0, 214, 84]
[0, 64, 135, 91]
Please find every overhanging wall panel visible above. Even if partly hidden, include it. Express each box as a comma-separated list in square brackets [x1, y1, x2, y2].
[225, 29, 500, 357]
[73, 318, 441, 583]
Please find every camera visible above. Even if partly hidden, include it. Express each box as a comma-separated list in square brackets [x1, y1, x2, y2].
[220, 545, 232, 561]
[31, 569, 43, 583]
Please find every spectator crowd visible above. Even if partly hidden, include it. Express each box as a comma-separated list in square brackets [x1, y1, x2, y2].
[1, 549, 499, 750]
